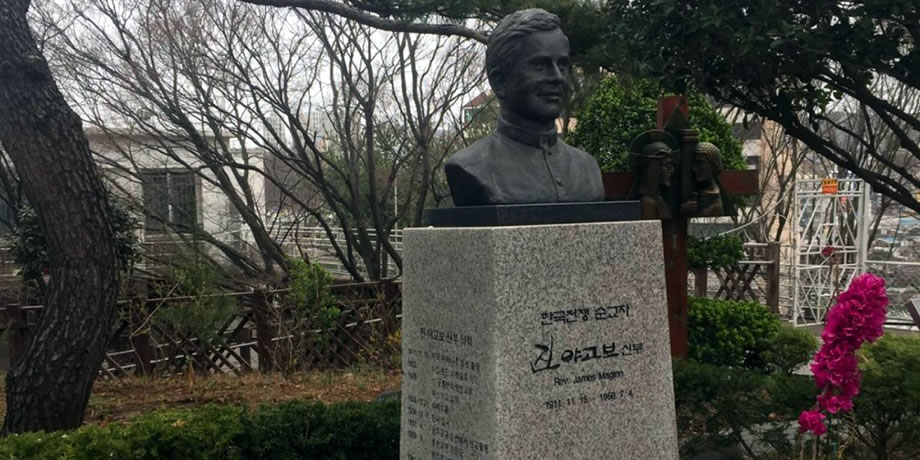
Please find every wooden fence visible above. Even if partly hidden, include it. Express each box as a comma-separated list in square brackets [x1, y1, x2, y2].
[1, 280, 402, 379]
[691, 242, 781, 313]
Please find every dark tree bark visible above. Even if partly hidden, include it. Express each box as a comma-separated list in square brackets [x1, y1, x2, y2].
[0, 0, 120, 433]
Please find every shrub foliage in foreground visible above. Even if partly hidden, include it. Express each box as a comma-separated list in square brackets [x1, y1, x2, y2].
[5, 333, 917, 459]
[688, 296, 783, 369]
[674, 359, 817, 457]
[847, 335, 920, 460]
[680, 297, 820, 456]
[688, 296, 818, 374]
[0, 400, 399, 460]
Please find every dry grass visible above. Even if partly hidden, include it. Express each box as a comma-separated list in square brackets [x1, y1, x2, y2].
[0, 368, 401, 425]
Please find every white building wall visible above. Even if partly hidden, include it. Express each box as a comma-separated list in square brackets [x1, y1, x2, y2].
[87, 130, 267, 254]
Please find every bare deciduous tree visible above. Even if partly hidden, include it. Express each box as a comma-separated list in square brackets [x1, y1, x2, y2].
[44, 0, 483, 281]
[724, 110, 810, 245]
[727, 76, 920, 252]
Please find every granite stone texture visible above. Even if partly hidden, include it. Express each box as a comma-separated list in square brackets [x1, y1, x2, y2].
[422, 201, 640, 227]
[401, 221, 678, 460]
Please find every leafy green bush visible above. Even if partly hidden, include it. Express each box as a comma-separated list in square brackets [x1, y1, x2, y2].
[762, 325, 819, 375]
[241, 400, 399, 460]
[568, 76, 744, 172]
[268, 260, 343, 373]
[240, 402, 328, 459]
[287, 258, 339, 329]
[847, 335, 920, 460]
[687, 234, 745, 271]
[673, 359, 761, 455]
[681, 299, 817, 455]
[80, 405, 246, 460]
[154, 254, 238, 347]
[0, 400, 399, 460]
[688, 297, 781, 369]
[0, 431, 71, 460]
[0, 405, 246, 460]
[673, 359, 816, 457]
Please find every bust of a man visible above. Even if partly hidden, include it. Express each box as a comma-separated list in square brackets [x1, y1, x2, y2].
[445, 9, 604, 206]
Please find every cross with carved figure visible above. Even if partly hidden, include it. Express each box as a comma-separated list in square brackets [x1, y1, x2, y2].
[603, 96, 760, 359]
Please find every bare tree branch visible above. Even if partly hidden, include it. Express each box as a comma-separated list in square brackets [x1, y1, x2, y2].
[240, 0, 488, 43]
[43, 0, 482, 281]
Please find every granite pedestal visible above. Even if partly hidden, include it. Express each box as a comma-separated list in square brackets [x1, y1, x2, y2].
[401, 221, 678, 460]
[422, 201, 640, 227]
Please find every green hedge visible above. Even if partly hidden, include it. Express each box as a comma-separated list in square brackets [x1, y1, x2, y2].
[678, 299, 818, 457]
[0, 400, 399, 460]
[3, 334, 916, 460]
[688, 296, 781, 369]
[688, 296, 817, 372]
[673, 359, 817, 457]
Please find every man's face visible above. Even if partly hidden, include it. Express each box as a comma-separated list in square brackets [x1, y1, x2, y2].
[495, 28, 570, 123]
[693, 154, 714, 182]
[660, 157, 674, 187]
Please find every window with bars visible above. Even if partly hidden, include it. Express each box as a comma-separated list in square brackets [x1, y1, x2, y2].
[140, 170, 198, 232]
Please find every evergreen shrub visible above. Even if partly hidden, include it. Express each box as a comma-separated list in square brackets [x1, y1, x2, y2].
[0, 400, 399, 460]
[569, 76, 745, 172]
[848, 335, 920, 459]
[673, 359, 816, 457]
[686, 234, 744, 271]
[688, 296, 781, 369]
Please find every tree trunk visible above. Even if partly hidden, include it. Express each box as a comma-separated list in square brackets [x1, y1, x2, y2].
[0, 0, 120, 433]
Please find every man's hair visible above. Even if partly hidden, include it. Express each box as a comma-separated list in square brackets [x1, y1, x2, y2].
[696, 142, 724, 173]
[486, 9, 562, 81]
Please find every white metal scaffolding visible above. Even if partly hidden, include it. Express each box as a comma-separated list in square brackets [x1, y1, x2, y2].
[792, 179, 869, 326]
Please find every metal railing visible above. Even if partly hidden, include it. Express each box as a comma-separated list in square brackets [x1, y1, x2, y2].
[276, 227, 403, 278]
[135, 227, 405, 279]
[866, 260, 920, 319]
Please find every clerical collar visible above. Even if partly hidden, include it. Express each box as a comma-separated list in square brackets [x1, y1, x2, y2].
[497, 117, 558, 148]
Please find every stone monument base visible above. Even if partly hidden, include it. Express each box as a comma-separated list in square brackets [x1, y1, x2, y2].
[422, 201, 640, 227]
[401, 220, 678, 460]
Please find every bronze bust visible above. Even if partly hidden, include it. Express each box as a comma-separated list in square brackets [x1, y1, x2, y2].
[445, 9, 604, 206]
